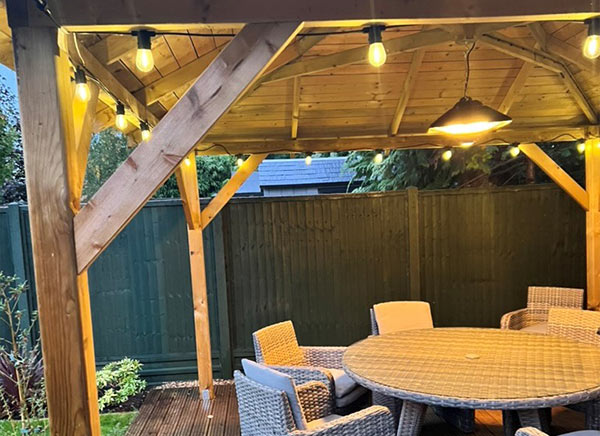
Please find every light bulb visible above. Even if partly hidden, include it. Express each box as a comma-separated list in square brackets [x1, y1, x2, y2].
[373, 150, 384, 164]
[140, 121, 151, 142]
[584, 19, 600, 59]
[577, 142, 586, 154]
[236, 155, 245, 167]
[184, 157, 191, 167]
[115, 102, 127, 131]
[368, 42, 387, 67]
[460, 141, 475, 148]
[441, 149, 453, 161]
[366, 25, 387, 67]
[135, 30, 155, 72]
[305, 154, 313, 165]
[509, 146, 520, 157]
[74, 67, 90, 102]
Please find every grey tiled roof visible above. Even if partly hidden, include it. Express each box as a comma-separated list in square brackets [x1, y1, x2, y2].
[237, 157, 354, 194]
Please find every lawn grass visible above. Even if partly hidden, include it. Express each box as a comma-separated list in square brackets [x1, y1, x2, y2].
[0, 412, 137, 435]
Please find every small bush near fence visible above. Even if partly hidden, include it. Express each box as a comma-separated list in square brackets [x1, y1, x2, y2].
[97, 358, 147, 412]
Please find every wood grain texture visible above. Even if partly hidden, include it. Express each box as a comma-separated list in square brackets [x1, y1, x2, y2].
[389, 49, 424, 135]
[13, 26, 100, 436]
[519, 143, 589, 211]
[291, 77, 300, 139]
[586, 138, 600, 310]
[201, 154, 267, 227]
[74, 22, 302, 274]
[175, 154, 202, 230]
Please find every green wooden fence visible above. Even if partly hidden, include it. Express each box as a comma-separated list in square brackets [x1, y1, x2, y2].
[0, 185, 586, 382]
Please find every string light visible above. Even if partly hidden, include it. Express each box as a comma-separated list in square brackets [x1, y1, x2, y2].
[305, 152, 313, 166]
[184, 157, 191, 167]
[115, 102, 128, 131]
[583, 18, 600, 59]
[509, 146, 520, 157]
[134, 30, 156, 72]
[373, 150, 384, 164]
[460, 141, 475, 148]
[577, 141, 586, 154]
[140, 121, 151, 142]
[73, 67, 91, 102]
[441, 149, 453, 161]
[236, 155, 245, 167]
[366, 26, 387, 67]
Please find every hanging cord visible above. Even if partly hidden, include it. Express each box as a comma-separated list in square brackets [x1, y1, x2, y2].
[463, 41, 476, 98]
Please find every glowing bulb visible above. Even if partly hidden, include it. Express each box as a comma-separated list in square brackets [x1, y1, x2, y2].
[509, 146, 520, 157]
[366, 25, 387, 67]
[441, 149, 453, 161]
[74, 68, 90, 102]
[236, 155, 245, 167]
[115, 102, 127, 131]
[460, 141, 475, 148]
[140, 121, 151, 142]
[373, 150, 384, 164]
[577, 142, 586, 154]
[184, 157, 191, 167]
[135, 30, 155, 72]
[305, 154, 313, 165]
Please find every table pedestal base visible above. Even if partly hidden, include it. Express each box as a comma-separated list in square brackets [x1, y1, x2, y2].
[397, 400, 426, 436]
[502, 409, 551, 436]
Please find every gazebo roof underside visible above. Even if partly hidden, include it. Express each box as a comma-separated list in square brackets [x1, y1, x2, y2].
[1, 2, 599, 154]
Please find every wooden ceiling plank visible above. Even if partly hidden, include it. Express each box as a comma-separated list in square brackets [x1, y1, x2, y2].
[73, 22, 303, 273]
[87, 35, 137, 65]
[389, 49, 425, 136]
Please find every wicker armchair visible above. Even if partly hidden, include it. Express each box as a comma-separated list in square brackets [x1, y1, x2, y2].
[234, 370, 395, 436]
[548, 308, 600, 430]
[516, 427, 600, 436]
[253, 321, 368, 412]
[500, 286, 584, 333]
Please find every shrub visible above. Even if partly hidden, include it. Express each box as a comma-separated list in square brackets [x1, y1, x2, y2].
[97, 358, 146, 411]
[0, 273, 46, 434]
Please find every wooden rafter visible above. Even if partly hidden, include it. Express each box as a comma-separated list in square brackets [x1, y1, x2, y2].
[544, 33, 597, 72]
[519, 143, 589, 210]
[479, 33, 598, 124]
[389, 49, 424, 136]
[74, 22, 303, 273]
[87, 35, 137, 65]
[260, 28, 454, 84]
[201, 154, 267, 227]
[291, 77, 300, 139]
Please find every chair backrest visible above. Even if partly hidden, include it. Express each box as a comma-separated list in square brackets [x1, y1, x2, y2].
[371, 301, 433, 335]
[548, 308, 600, 346]
[253, 321, 306, 366]
[527, 286, 584, 323]
[234, 370, 297, 436]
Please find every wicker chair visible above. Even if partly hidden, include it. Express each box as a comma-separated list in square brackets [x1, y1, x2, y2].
[547, 308, 600, 430]
[253, 321, 368, 412]
[500, 286, 584, 333]
[234, 370, 396, 436]
[516, 427, 600, 436]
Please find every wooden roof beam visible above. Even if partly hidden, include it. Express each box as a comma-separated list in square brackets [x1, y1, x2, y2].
[87, 35, 137, 65]
[479, 33, 598, 124]
[291, 77, 300, 139]
[73, 22, 303, 273]
[389, 49, 424, 136]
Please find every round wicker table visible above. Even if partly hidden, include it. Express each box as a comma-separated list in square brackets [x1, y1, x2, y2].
[343, 328, 600, 436]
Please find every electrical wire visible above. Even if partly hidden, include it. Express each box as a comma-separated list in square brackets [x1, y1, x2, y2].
[463, 41, 476, 98]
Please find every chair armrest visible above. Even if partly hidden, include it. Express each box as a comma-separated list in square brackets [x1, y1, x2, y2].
[515, 427, 548, 436]
[301, 346, 346, 369]
[500, 308, 532, 330]
[296, 381, 333, 421]
[291, 406, 395, 436]
[267, 365, 334, 392]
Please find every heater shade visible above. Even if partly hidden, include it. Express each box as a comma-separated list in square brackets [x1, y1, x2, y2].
[428, 97, 512, 136]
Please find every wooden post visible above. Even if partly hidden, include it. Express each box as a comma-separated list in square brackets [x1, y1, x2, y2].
[586, 138, 600, 310]
[175, 155, 214, 398]
[12, 26, 101, 435]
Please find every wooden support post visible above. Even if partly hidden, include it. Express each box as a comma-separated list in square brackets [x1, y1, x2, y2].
[586, 138, 600, 310]
[201, 154, 268, 227]
[519, 143, 589, 210]
[175, 154, 214, 398]
[12, 26, 100, 435]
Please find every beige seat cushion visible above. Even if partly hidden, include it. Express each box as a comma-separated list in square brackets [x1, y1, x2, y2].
[373, 301, 433, 335]
[521, 322, 548, 334]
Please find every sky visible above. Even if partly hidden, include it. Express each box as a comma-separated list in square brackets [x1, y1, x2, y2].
[0, 64, 17, 98]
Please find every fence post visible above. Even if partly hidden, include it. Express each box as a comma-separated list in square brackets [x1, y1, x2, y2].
[213, 212, 233, 378]
[7, 203, 31, 331]
[407, 188, 422, 301]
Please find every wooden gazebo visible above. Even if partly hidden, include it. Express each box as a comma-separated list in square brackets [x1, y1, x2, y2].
[3, 0, 600, 434]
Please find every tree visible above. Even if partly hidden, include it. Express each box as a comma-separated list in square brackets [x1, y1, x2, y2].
[0, 77, 24, 204]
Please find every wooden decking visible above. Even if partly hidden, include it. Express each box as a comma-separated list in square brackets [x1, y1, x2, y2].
[126, 381, 585, 435]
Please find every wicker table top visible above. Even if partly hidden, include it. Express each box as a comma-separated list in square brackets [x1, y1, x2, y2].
[343, 328, 600, 409]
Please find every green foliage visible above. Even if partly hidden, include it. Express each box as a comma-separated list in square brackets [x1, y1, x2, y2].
[82, 129, 131, 201]
[154, 155, 235, 199]
[0, 78, 24, 205]
[96, 358, 146, 412]
[0, 412, 138, 435]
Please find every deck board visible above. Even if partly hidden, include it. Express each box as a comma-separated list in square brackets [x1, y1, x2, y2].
[127, 381, 585, 435]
